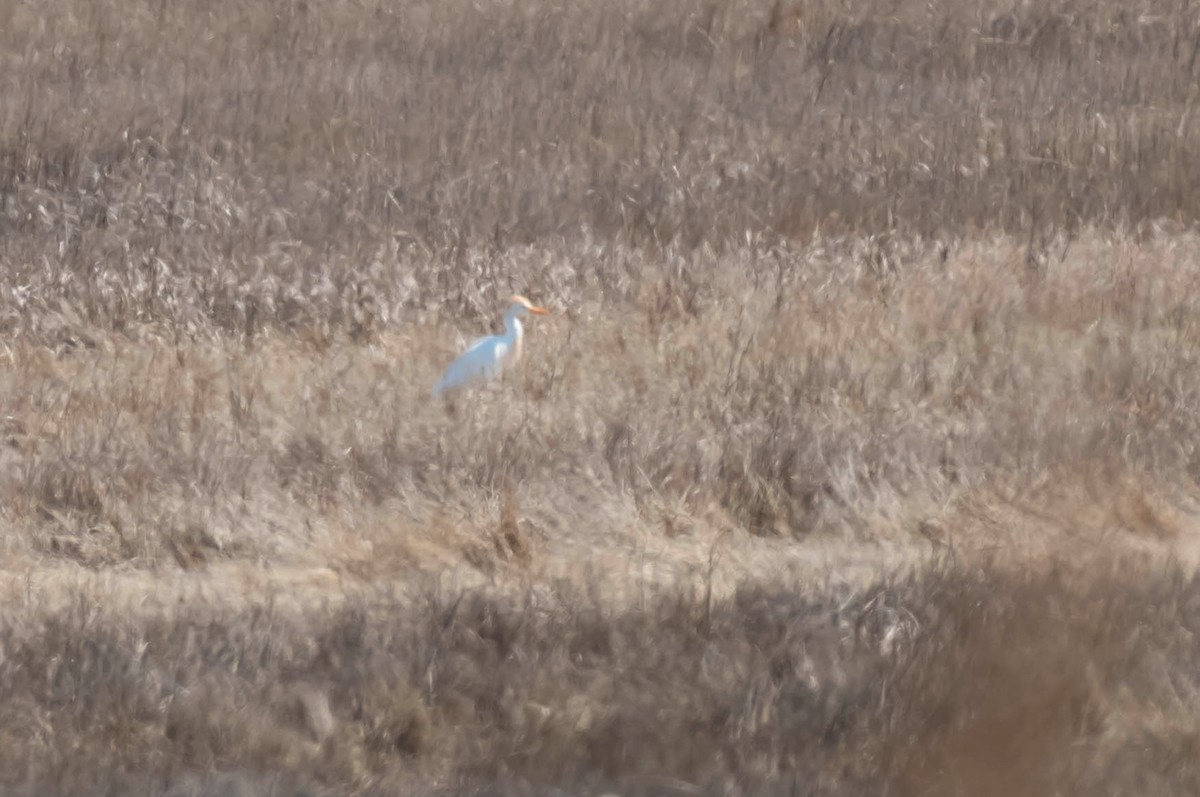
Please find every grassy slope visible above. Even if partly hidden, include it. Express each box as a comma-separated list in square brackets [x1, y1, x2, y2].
[2, 0, 1200, 793]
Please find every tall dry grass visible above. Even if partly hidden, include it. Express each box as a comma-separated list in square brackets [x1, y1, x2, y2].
[4, 561, 1200, 795]
[3, 0, 1200, 793]
[5, 0, 1200, 259]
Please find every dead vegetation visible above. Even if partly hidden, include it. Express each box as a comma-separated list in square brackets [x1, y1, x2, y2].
[3, 560, 1200, 796]
[2, 0, 1200, 793]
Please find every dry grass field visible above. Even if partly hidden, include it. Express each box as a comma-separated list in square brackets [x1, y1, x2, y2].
[4, 0, 1200, 794]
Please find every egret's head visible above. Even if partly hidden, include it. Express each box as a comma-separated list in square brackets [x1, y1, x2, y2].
[508, 294, 549, 318]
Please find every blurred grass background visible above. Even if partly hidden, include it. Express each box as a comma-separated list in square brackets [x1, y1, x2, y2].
[2, 0, 1200, 793]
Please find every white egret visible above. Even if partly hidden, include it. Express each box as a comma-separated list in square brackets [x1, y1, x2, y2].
[432, 294, 549, 397]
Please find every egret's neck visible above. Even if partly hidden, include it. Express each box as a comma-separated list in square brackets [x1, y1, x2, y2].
[503, 310, 524, 343]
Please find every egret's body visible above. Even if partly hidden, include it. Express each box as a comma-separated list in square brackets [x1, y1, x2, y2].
[433, 295, 548, 397]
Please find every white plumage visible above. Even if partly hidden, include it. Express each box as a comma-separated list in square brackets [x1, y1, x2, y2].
[433, 295, 549, 397]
